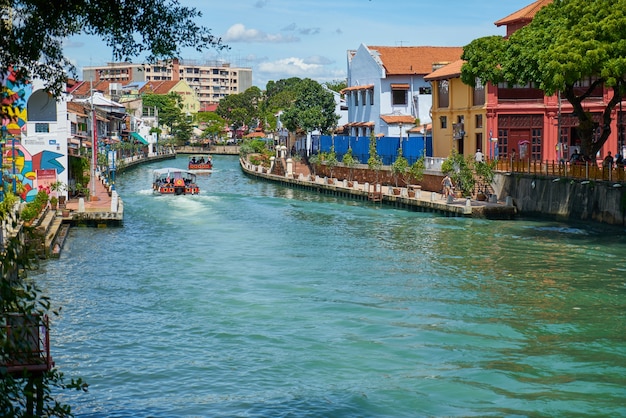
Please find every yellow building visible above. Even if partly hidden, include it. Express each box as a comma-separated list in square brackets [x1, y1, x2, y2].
[424, 60, 488, 159]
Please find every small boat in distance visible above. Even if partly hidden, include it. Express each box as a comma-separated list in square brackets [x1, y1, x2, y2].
[152, 168, 200, 195]
[188, 155, 213, 171]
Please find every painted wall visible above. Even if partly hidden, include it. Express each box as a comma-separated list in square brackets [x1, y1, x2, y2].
[1, 68, 68, 202]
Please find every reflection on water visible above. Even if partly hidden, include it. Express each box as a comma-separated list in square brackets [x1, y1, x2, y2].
[33, 155, 626, 417]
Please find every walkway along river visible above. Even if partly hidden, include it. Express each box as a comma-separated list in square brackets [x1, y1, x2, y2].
[33, 155, 625, 417]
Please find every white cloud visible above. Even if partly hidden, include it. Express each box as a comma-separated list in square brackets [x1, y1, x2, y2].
[256, 57, 344, 83]
[223, 24, 299, 43]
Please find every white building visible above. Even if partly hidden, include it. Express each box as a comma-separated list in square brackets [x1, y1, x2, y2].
[343, 44, 464, 138]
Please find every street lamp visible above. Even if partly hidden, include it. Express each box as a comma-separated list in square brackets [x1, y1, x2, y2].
[423, 123, 427, 159]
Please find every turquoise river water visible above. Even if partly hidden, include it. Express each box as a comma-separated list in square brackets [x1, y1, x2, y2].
[32, 155, 625, 417]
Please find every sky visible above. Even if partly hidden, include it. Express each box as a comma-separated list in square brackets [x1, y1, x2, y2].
[64, 0, 535, 89]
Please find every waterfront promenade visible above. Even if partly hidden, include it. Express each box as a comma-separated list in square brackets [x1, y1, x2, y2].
[240, 158, 518, 219]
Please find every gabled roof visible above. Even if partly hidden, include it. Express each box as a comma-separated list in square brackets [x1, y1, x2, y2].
[140, 80, 183, 95]
[366, 45, 464, 76]
[424, 60, 465, 81]
[70, 80, 111, 98]
[494, 0, 553, 27]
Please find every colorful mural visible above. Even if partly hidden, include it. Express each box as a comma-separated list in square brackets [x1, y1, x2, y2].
[2, 66, 66, 202]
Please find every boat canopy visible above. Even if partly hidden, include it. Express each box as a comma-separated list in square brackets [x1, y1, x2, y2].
[152, 168, 197, 182]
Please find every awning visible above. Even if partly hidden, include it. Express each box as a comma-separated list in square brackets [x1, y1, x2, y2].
[131, 131, 148, 145]
[390, 83, 410, 90]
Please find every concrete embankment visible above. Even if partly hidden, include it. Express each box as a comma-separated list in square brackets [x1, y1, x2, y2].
[494, 173, 626, 226]
[240, 158, 517, 219]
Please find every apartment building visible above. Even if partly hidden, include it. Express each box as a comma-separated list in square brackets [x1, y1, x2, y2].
[83, 59, 253, 110]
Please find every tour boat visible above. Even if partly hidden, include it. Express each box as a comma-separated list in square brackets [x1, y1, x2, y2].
[188, 155, 213, 171]
[152, 168, 200, 195]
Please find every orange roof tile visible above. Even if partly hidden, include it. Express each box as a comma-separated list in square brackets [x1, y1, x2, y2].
[494, 0, 553, 27]
[341, 84, 374, 93]
[66, 101, 89, 117]
[380, 115, 416, 125]
[367, 45, 464, 75]
[140, 80, 181, 95]
[71, 80, 111, 98]
[424, 60, 465, 81]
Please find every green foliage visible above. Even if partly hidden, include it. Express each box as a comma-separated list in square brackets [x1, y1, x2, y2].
[367, 132, 383, 177]
[409, 156, 425, 184]
[308, 153, 321, 175]
[461, 0, 626, 157]
[281, 78, 339, 135]
[322, 147, 339, 178]
[391, 150, 409, 187]
[0, 0, 226, 100]
[1, 231, 88, 416]
[342, 148, 358, 181]
[216, 87, 263, 132]
[197, 112, 226, 140]
[442, 150, 475, 197]
[0, 192, 19, 220]
[474, 159, 497, 193]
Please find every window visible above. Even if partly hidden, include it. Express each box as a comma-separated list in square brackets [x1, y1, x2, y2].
[475, 133, 483, 152]
[473, 78, 485, 105]
[35, 123, 49, 133]
[475, 114, 483, 129]
[438, 80, 449, 108]
[361, 90, 367, 106]
[531, 129, 542, 161]
[498, 129, 509, 157]
[419, 86, 432, 95]
[354, 91, 359, 106]
[392, 89, 407, 105]
[440, 116, 447, 129]
[370, 89, 374, 105]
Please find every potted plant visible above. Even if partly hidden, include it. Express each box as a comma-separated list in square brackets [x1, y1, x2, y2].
[342, 148, 359, 186]
[324, 147, 339, 180]
[474, 159, 496, 200]
[50, 181, 67, 204]
[367, 132, 383, 186]
[407, 157, 425, 197]
[50, 196, 58, 210]
[391, 151, 409, 194]
[308, 153, 321, 179]
[20, 204, 38, 226]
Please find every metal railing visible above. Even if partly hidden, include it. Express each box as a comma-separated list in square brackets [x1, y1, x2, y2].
[494, 159, 626, 182]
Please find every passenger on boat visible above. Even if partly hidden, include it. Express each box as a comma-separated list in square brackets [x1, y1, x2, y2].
[191, 157, 197, 164]
[198, 157, 205, 163]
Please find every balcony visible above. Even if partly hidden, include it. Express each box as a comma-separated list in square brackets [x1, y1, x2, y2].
[1, 314, 54, 376]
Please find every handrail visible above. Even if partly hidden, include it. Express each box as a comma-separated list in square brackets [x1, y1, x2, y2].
[492, 158, 625, 182]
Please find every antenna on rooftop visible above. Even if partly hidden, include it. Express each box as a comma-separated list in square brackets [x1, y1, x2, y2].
[396, 41, 409, 47]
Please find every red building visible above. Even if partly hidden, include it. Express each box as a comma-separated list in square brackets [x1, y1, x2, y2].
[485, 0, 624, 162]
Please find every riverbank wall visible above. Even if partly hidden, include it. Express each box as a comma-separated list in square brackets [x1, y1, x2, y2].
[240, 158, 517, 219]
[493, 173, 626, 226]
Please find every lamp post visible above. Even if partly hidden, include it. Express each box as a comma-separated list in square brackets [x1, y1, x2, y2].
[423, 123, 427, 159]
[399, 122, 403, 159]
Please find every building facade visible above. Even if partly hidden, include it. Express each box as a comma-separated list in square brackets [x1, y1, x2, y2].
[83, 59, 253, 110]
[342, 44, 463, 138]
[426, 0, 624, 162]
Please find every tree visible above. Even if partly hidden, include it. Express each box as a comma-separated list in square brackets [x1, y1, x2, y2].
[367, 131, 383, 183]
[461, 0, 626, 157]
[216, 87, 262, 133]
[281, 78, 339, 135]
[197, 112, 226, 141]
[0, 0, 226, 99]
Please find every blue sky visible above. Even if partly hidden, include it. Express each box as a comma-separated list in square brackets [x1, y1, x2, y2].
[64, 0, 534, 88]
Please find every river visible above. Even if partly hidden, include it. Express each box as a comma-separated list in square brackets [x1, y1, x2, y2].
[33, 155, 626, 417]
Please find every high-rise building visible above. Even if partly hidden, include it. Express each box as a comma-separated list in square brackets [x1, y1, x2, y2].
[83, 59, 253, 110]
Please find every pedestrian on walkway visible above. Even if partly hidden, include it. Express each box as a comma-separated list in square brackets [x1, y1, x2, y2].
[475, 149, 484, 163]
